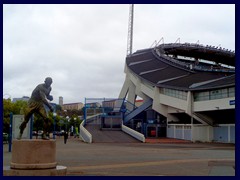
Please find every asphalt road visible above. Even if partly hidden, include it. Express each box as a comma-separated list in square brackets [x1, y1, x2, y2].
[3, 137, 235, 176]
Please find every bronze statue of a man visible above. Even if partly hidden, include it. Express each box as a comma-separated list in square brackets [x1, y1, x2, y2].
[17, 77, 54, 140]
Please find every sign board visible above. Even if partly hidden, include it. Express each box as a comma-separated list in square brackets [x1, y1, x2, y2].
[229, 100, 235, 106]
[12, 115, 30, 139]
[85, 104, 91, 108]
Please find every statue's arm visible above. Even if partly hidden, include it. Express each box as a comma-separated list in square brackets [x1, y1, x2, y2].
[46, 87, 53, 101]
[40, 90, 52, 110]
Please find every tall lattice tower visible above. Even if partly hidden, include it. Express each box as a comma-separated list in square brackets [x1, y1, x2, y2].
[126, 4, 134, 56]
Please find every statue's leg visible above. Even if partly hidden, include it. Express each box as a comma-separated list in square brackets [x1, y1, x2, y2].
[19, 106, 35, 134]
[43, 118, 50, 134]
[17, 102, 36, 139]
[38, 105, 50, 140]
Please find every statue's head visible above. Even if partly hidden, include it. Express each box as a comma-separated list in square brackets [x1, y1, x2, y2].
[44, 77, 53, 87]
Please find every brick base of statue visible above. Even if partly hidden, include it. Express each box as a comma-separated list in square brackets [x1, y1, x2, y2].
[3, 139, 67, 176]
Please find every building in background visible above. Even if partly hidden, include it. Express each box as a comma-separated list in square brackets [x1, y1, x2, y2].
[12, 96, 30, 103]
[61, 102, 84, 111]
[59, 96, 84, 111]
[102, 99, 116, 109]
[59, 96, 63, 106]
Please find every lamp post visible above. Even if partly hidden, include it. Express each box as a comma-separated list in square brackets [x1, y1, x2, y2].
[3, 93, 11, 100]
[9, 112, 13, 152]
[53, 112, 57, 139]
[66, 116, 69, 133]
[74, 117, 76, 138]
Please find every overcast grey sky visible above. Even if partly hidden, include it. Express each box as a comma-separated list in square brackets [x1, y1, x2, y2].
[3, 4, 235, 104]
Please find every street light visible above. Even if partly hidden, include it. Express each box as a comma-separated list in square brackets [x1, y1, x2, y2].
[74, 117, 76, 138]
[3, 93, 11, 100]
[66, 116, 69, 132]
[53, 112, 57, 139]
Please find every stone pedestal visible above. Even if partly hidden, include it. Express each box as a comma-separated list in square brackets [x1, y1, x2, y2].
[3, 139, 67, 176]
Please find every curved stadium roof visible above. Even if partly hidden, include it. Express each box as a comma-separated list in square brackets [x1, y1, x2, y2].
[126, 43, 235, 91]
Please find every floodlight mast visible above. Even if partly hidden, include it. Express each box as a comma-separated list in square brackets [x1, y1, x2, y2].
[127, 4, 134, 56]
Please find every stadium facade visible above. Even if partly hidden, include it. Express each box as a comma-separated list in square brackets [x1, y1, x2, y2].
[118, 43, 235, 143]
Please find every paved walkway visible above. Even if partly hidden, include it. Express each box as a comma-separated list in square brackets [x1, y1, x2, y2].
[3, 137, 235, 176]
[85, 124, 139, 143]
[85, 118, 139, 143]
[145, 137, 192, 144]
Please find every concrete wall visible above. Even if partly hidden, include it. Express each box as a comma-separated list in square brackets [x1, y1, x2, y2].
[167, 124, 235, 143]
[213, 124, 235, 143]
[192, 125, 213, 142]
[194, 97, 235, 112]
[80, 120, 92, 143]
[167, 124, 192, 140]
[159, 94, 187, 111]
[122, 124, 145, 142]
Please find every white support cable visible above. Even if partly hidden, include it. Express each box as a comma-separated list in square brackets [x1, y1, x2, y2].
[156, 37, 164, 46]
[175, 38, 180, 44]
[150, 40, 157, 48]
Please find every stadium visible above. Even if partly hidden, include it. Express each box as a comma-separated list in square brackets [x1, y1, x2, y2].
[82, 5, 235, 144]
[117, 42, 235, 143]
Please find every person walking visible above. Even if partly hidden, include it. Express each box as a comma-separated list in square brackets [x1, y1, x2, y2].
[17, 77, 54, 140]
[64, 131, 68, 144]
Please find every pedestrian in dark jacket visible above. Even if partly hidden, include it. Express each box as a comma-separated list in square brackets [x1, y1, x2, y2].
[64, 131, 68, 144]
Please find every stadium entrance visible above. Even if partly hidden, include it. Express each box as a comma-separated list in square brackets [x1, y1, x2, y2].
[125, 109, 167, 138]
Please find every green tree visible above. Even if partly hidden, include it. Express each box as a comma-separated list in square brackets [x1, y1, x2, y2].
[13, 100, 28, 114]
[3, 99, 13, 133]
[32, 113, 44, 132]
[3, 99, 58, 134]
[3, 99, 28, 133]
[55, 104, 62, 112]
